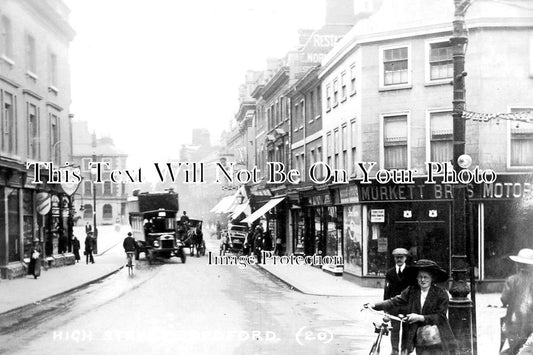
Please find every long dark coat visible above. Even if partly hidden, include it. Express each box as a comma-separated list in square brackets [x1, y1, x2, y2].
[28, 246, 42, 278]
[72, 238, 81, 261]
[374, 285, 457, 354]
[384, 266, 411, 301]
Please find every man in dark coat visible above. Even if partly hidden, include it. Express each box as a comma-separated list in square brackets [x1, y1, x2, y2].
[72, 235, 81, 263]
[384, 248, 411, 355]
[85, 232, 95, 264]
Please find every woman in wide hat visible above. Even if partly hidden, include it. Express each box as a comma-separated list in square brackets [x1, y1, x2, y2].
[365, 259, 457, 355]
[500, 248, 533, 355]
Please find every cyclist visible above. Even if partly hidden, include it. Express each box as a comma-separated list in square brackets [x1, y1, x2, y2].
[123, 232, 137, 267]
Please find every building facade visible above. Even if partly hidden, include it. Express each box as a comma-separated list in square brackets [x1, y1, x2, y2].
[71, 121, 128, 226]
[0, 0, 75, 278]
[318, 0, 533, 289]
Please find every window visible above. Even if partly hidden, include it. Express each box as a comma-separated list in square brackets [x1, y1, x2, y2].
[103, 181, 112, 196]
[429, 41, 453, 81]
[333, 79, 339, 107]
[294, 104, 300, 131]
[50, 113, 60, 163]
[326, 132, 332, 167]
[334, 129, 340, 168]
[316, 87, 321, 117]
[382, 46, 409, 86]
[103, 204, 113, 219]
[84, 181, 92, 196]
[2, 91, 16, 154]
[350, 64, 356, 95]
[351, 119, 357, 175]
[326, 84, 331, 111]
[383, 115, 408, 169]
[342, 125, 348, 169]
[309, 91, 315, 120]
[1, 16, 12, 59]
[49, 52, 58, 87]
[340, 72, 347, 101]
[316, 146, 323, 178]
[429, 112, 453, 162]
[510, 108, 533, 167]
[83, 204, 93, 219]
[26, 34, 36, 74]
[28, 103, 39, 159]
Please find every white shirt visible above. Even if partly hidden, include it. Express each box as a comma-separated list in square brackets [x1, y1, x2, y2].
[420, 288, 429, 309]
[396, 264, 405, 275]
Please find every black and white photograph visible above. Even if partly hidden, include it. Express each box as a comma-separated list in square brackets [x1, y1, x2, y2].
[0, 0, 532, 354]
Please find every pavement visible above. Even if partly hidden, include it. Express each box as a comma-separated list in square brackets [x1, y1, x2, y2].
[0, 224, 128, 315]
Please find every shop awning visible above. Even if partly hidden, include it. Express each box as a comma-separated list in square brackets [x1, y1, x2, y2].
[231, 202, 251, 219]
[242, 197, 285, 224]
[210, 196, 235, 213]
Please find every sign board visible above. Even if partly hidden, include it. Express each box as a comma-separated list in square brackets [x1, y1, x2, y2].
[377, 237, 388, 253]
[370, 209, 385, 223]
[36, 192, 51, 215]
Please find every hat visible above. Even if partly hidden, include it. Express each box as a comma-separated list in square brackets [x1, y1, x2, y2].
[509, 249, 533, 265]
[392, 248, 409, 256]
[406, 259, 449, 283]
[127, 232, 132, 236]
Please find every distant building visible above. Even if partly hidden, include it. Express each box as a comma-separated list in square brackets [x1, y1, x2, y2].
[71, 121, 128, 225]
[0, 0, 75, 278]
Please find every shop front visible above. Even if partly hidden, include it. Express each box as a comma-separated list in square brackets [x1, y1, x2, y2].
[345, 173, 533, 291]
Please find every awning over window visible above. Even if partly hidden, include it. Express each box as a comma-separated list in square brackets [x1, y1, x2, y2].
[231, 202, 251, 219]
[210, 196, 235, 213]
[242, 197, 285, 224]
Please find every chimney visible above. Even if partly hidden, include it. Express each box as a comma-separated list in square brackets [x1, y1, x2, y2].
[325, 0, 356, 25]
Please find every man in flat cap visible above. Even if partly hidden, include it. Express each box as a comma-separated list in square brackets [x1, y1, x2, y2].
[384, 247, 411, 355]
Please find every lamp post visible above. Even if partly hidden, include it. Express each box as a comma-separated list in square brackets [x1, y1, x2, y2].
[448, 1, 475, 354]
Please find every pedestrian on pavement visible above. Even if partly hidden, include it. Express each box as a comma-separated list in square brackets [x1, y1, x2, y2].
[275, 236, 283, 256]
[85, 232, 95, 264]
[72, 235, 81, 263]
[500, 248, 533, 355]
[384, 248, 412, 355]
[85, 222, 92, 234]
[253, 225, 264, 263]
[28, 240, 42, 279]
[364, 259, 456, 355]
[263, 230, 272, 251]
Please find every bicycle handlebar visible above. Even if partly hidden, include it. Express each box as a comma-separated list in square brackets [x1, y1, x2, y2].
[362, 306, 406, 322]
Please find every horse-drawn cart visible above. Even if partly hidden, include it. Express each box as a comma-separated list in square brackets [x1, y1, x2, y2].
[177, 219, 206, 257]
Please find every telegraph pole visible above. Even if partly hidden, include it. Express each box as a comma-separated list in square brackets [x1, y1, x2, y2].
[448, 1, 475, 354]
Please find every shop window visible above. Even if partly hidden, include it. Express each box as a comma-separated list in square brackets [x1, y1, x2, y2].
[509, 109, 533, 167]
[429, 41, 453, 81]
[343, 205, 362, 275]
[483, 200, 533, 279]
[326, 207, 342, 258]
[103, 204, 113, 220]
[83, 204, 93, 219]
[383, 115, 408, 169]
[429, 111, 453, 162]
[23, 191, 34, 258]
[314, 208, 325, 256]
[7, 188, 19, 262]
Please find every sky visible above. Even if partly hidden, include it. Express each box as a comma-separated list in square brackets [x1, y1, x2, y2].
[65, 0, 325, 167]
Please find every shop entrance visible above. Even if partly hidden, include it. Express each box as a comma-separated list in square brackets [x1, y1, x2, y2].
[392, 221, 450, 273]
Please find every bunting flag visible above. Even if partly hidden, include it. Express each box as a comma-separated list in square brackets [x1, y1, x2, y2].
[462, 110, 533, 124]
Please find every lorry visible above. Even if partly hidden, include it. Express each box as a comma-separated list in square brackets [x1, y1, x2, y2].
[128, 190, 186, 264]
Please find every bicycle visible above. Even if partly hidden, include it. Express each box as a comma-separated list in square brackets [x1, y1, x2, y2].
[362, 306, 405, 355]
[126, 251, 135, 277]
